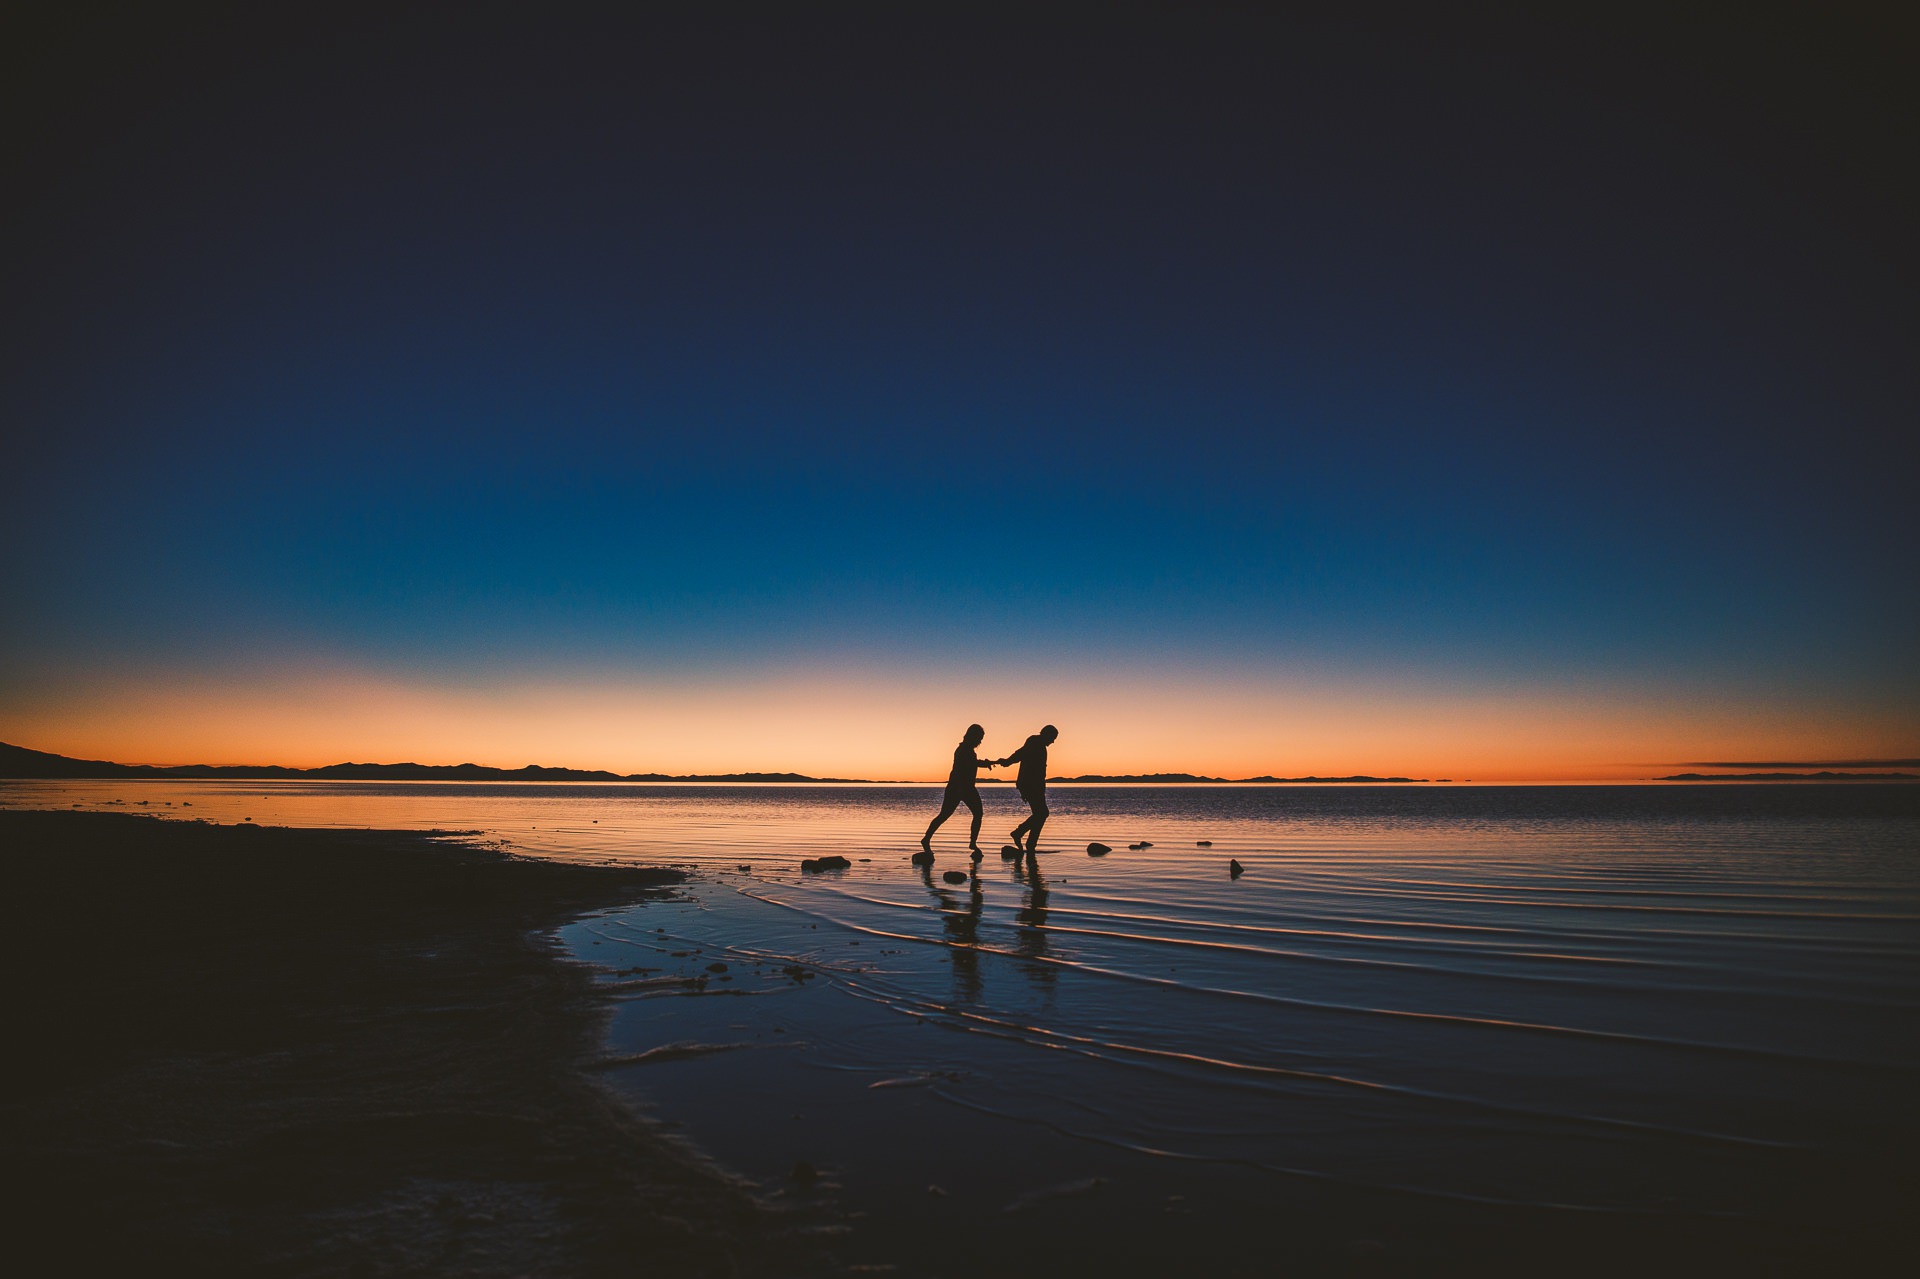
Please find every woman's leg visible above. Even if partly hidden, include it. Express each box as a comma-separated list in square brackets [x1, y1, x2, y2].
[923, 788, 962, 847]
[962, 788, 983, 848]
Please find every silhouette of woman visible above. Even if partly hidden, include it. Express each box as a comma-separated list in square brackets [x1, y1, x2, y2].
[922, 723, 988, 852]
[995, 724, 1058, 853]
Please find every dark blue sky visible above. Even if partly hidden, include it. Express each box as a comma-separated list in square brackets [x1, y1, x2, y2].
[3, 3, 1913, 774]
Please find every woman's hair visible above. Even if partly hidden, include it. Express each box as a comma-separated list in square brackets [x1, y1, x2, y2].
[966, 723, 984, 738]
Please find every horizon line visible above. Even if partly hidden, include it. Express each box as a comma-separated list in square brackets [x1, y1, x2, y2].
[5, 741, 1917, 785]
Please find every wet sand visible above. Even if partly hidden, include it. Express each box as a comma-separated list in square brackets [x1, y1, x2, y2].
[0, 810, 781, 1277]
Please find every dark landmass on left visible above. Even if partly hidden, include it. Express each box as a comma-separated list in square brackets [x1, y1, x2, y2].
[0, 809, 800, 1277]
[0, 741, 882, 783]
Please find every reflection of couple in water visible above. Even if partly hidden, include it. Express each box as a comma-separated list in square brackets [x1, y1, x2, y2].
[921, 723, 1058, 854]
[921, 844, 1053, 1005]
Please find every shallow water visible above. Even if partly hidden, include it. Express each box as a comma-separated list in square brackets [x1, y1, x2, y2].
[9, 780, 1917, 1258]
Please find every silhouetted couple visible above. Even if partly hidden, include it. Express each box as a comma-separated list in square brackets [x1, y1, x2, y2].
[921, 723, 1058, 854]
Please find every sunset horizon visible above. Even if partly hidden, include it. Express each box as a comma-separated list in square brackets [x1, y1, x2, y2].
[8, 662, 1915, 783]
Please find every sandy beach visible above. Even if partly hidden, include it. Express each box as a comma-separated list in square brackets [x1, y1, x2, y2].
[0, 810, 785, 1277]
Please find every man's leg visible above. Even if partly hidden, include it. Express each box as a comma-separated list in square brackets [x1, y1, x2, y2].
[1024, 792, 1049, 851]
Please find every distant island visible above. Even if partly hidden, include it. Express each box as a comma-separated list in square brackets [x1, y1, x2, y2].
[1657, 771, 1918, 782]
[0, 742, 883, 784]
[1049, 773, 1427, 784]
[1, 742, 1448, 785]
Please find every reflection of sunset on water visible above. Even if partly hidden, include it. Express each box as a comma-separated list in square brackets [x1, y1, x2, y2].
[21, 777, 1894, 1222]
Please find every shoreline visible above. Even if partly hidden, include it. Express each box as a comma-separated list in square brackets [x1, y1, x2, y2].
[2, 803, 1906, 1276]
[0, 809, 792, 1277]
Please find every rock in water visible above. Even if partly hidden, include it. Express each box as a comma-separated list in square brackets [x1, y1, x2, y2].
[942, 870, 969, 884]
[1001, 845, 1024, 859]
[911, 848, 935, 865]
[1195, 840, 1212, 847]
[1128, 842, 1145, 850]
[1139, 841, 1154, 848]
[1086, 842, 1112, 855]
[1229, 859, 1245, 877]
[803, 854, 852, 873]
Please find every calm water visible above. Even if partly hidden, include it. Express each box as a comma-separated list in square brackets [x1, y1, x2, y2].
[8, 780, 1917, 1259]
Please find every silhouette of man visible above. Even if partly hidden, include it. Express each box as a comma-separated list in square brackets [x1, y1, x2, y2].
[922, 723, 988, 852]
[994, 724, 1058, 853]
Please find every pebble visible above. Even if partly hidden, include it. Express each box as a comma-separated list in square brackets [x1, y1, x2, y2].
[942, 870, 969, 884]
[1087, 842, 1112, 855]
[1229, 859, 1245, 877]
[1196, 840, 1212, 846]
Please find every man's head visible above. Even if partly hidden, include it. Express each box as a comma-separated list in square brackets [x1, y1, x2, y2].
[964, 723, 985, 746]
[1039, 724, 1058, 744]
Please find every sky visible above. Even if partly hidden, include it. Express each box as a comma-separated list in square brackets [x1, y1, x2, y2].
[2, 3, 1914, 781]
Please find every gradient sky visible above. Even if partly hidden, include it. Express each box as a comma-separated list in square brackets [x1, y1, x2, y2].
[3, 4, 1914, 780]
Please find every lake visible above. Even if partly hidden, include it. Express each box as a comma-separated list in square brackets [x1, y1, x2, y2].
[7, 779, 1915, 1270]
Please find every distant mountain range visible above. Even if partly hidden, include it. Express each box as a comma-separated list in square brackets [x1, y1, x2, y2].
[0, 742, 879, 784]
[28, 743, 1903, 785]
[1, 743, 1444, 785]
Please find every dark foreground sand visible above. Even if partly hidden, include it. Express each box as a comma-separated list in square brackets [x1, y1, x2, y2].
[0, 810, 789, 1277]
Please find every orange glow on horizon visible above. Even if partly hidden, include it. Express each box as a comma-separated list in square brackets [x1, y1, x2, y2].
[2, 656, 1910, 784]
